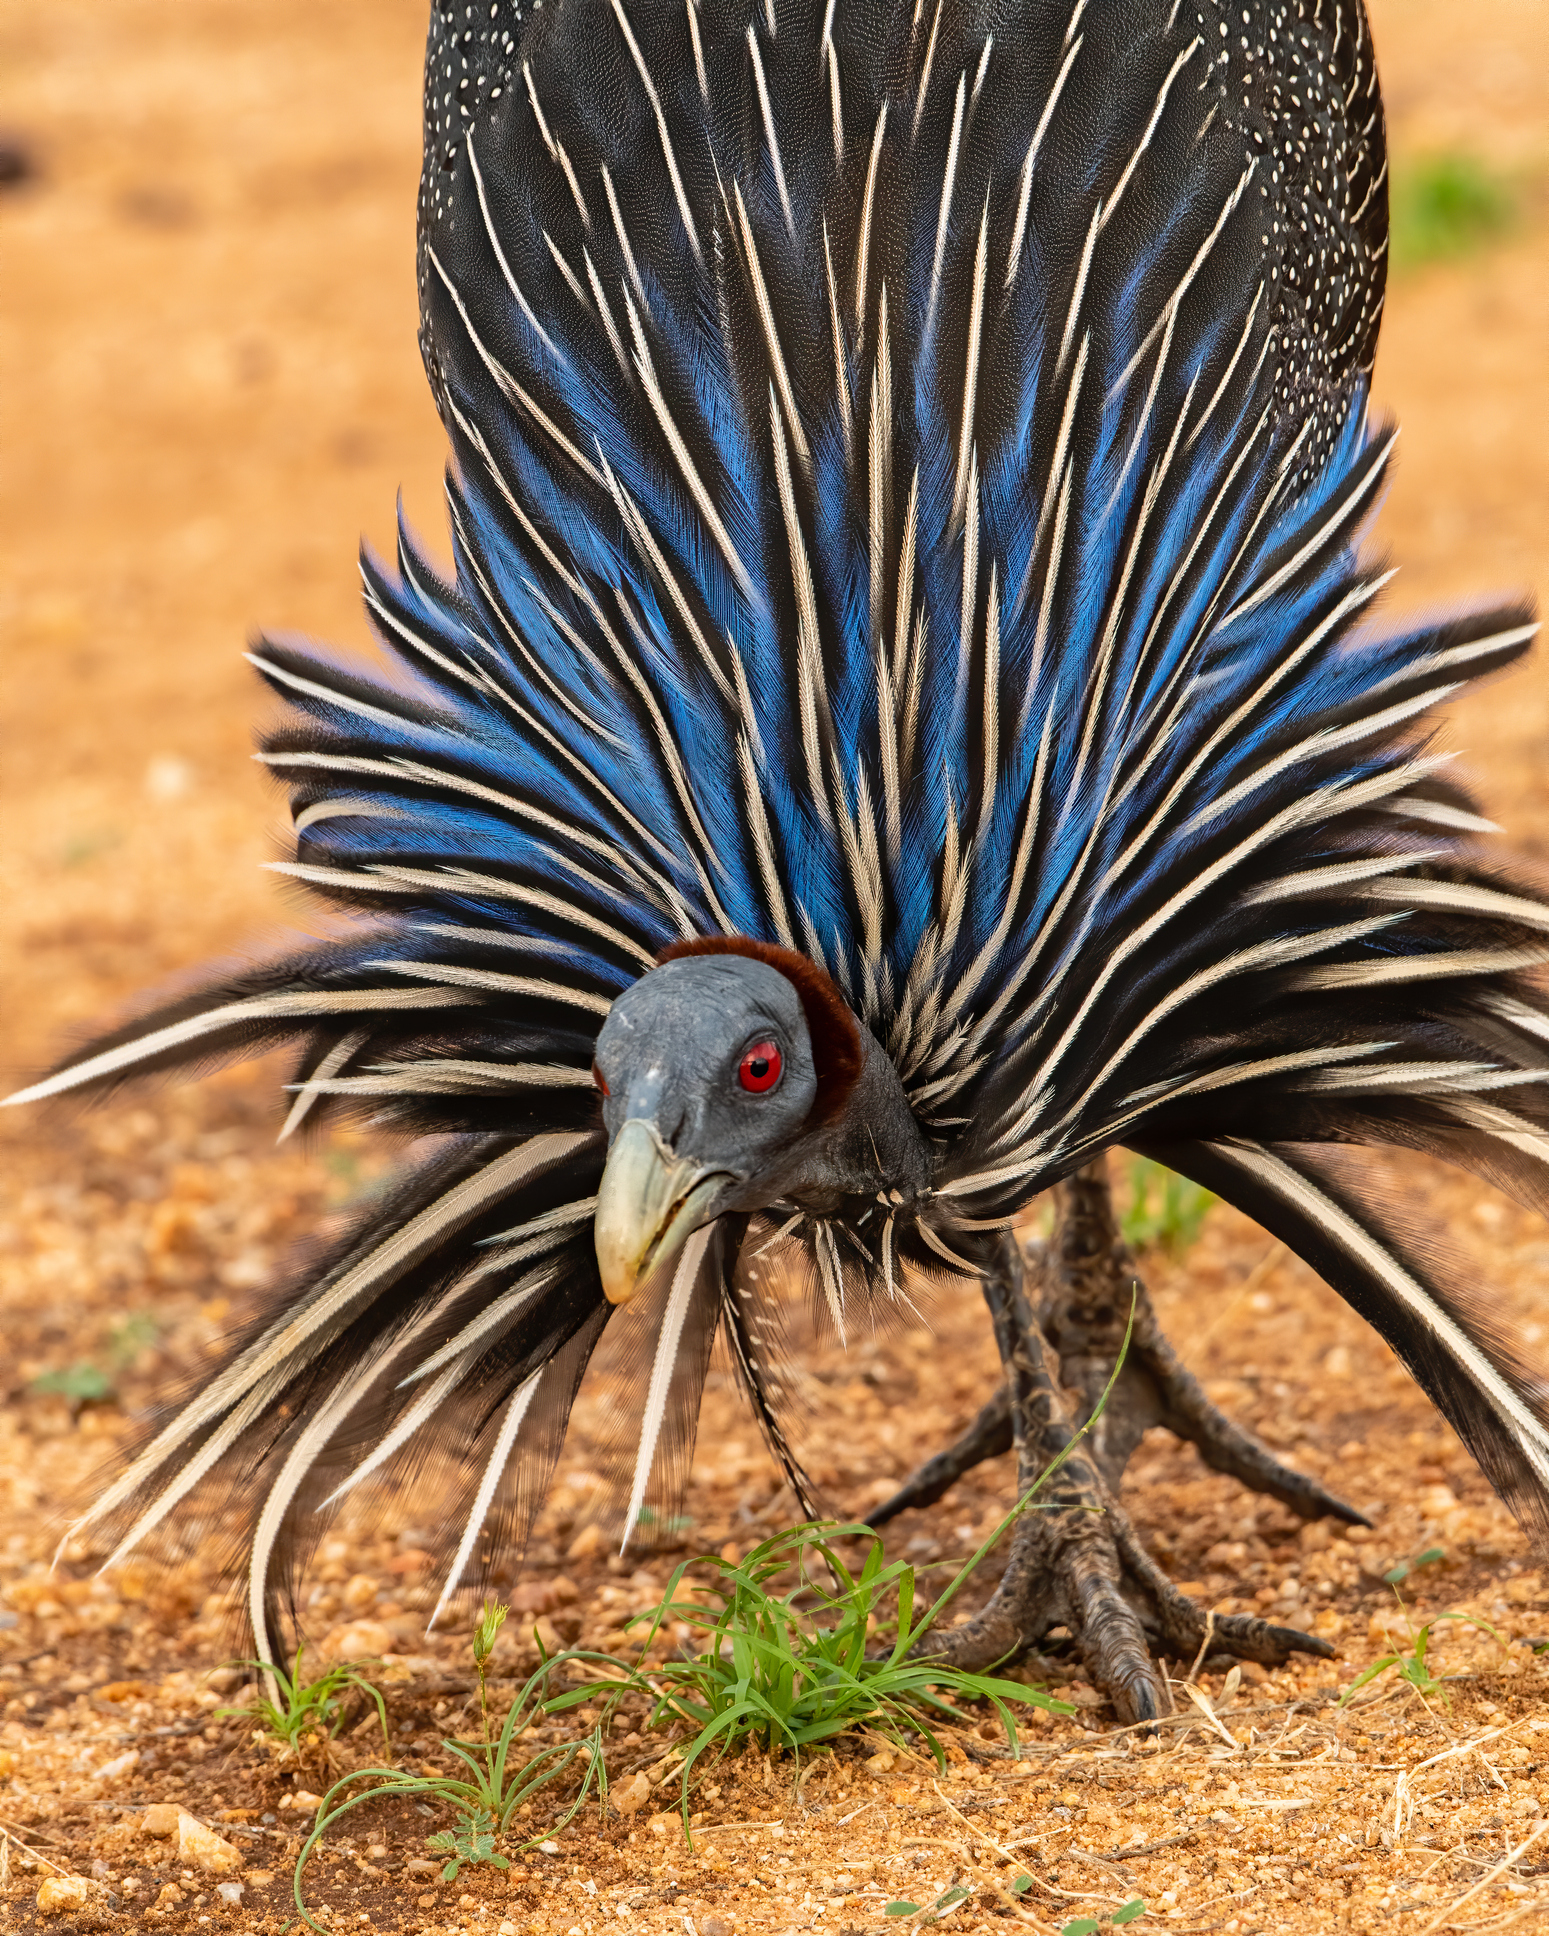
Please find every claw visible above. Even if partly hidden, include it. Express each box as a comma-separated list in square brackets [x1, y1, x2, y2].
[894, 1203, 1339, 1721]
[1077, 1574, 1165, 1725]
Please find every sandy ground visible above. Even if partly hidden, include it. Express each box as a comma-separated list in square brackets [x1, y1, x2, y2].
[0, 1, 1547, 1932]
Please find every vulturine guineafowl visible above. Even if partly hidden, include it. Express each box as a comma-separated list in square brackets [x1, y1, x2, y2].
[10, 0, 1545, 1722]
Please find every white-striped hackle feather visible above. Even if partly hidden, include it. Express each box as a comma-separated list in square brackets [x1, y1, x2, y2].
[1210, 1143, 1549, 1495]
[428, 1369, 546, 1630]
[400, 1263, 562, 1386]
[425, 249, 606, 485]
[5, 989, 472, 1110]
[621, 1224, 716, 1551]
[277, 1030, 368, 1143]
[246, 1318, 425, 1680]
[67, 1136, 591, 1552]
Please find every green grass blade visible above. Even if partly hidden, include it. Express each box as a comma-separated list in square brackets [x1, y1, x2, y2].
[907, 1294, 1136, 1654]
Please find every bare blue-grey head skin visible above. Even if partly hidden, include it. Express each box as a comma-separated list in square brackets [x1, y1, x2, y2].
[591, 953, 932, 1305]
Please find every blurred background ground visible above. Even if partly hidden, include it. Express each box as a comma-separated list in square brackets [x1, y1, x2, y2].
[0, 2, 1545, 1932]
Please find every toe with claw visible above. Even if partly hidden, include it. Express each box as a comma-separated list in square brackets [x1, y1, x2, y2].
[871, 1162, 1341, 1721]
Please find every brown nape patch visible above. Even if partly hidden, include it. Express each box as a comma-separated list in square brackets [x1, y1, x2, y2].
[656, 936, 864, 1125]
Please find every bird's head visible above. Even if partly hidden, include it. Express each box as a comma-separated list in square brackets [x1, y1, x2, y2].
[591, 938, 929, 1304]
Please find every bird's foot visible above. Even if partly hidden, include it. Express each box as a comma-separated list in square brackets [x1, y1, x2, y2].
[870, 1158, 1365, 1529]
[898, 1219, 1331, 1723]
[912, 1481, 1331, 1724]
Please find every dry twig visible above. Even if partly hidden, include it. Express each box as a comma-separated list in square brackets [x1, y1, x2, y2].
[1413, 1818, 1549, 1934]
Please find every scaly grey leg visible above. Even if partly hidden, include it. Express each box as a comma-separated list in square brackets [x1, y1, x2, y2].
[871, 1158, 1366, 1528]
[1036, 1159, 1367, 1523]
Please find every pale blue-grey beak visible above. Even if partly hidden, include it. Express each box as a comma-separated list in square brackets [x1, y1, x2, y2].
[593, 1118, 729, 1305]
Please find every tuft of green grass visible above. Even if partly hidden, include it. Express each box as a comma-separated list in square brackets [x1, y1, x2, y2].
[554, 1314, 1139, 1830]
[1121, 1157, 1215, 1254]
[293, 1605, 609, 1933]
[1340, 1594, 1508, 1708]
[553, 1513, 1074, 1806]
[217, 1644, 389, 1762]
[1390, 153, 1514, 272]
[292, 1310, 1136, 1917]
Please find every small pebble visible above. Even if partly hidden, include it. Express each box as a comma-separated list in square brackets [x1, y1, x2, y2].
[509, 1579, 559, 1614]
[35, 1875, 93, 1918]
[319, 1619, 394, 1661]
[566, 1523, 603, 1561]
[139, 1806, 244, 1874]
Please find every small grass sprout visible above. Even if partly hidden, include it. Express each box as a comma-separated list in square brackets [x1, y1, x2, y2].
[1383, 1544, 1446, 1587]
[881, 1883, 1147, 1930]
[30, 1312, 161, 1408]
[1340, 1594, 1508, 1708]
[632, 1504, 696, 1534]
[216, 1645, 389, 1763]
[1059, 1902, 1147, 1934]
[292, 1609, 610, 1934]
[1390, 152, 1514, 272]
[883, 1883, 972, 1920]
[30, 1362, 115, 1404]
[1121, 1157, 1215, 1254]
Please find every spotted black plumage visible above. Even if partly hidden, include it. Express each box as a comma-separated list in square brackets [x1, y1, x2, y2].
[10, 0, 1543, 1715]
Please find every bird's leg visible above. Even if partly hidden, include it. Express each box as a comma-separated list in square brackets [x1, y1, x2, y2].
[907, 1231, 1333, 1723]
[869, 1158, 1365, 1528]
[1035, 1158, 1367, 1522]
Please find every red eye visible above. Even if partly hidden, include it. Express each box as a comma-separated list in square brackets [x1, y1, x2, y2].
[738, 1041, 782, 1093]
[592, 1063, 609, 1096]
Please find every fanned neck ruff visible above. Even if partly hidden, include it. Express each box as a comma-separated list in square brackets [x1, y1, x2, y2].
[389, 0, 1405, 1170]
[656, 936, 864, 1124]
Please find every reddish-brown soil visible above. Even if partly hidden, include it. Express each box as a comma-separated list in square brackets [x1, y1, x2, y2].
[0, 3, 1545, 1933]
